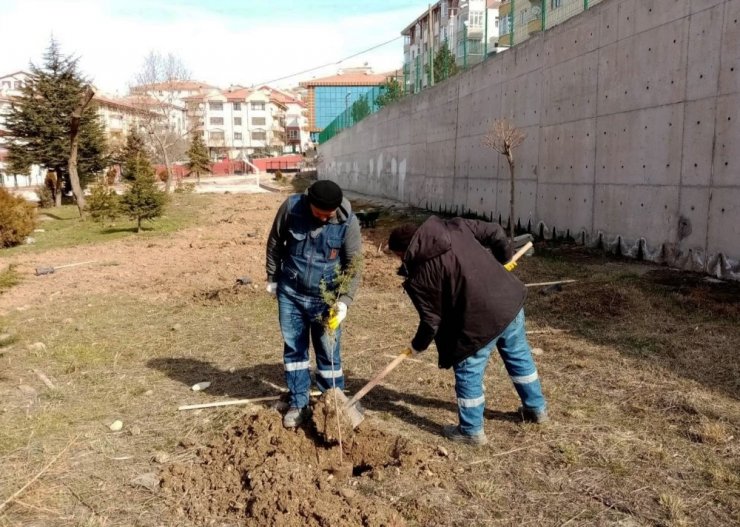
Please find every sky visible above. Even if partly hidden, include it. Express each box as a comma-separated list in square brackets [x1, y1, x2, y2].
[0, 0, 425, 95]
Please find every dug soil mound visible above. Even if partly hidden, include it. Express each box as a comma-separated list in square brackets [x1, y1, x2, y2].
[161, 409, 455, 526]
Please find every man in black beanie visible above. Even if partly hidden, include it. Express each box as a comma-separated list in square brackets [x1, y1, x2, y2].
[266, 180, 363, 428]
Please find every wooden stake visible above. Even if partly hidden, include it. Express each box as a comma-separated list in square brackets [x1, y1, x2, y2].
[525, 279, 577, 288]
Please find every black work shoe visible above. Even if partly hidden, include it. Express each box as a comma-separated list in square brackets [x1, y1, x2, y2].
[283, 406, 311, 428]
[518, 406, 549, 424]
[442, 425, 488, 446]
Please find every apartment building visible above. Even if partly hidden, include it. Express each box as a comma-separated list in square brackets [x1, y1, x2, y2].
[498, 0, 606, 46]
[185, 87, 287, 161]
[402, 1, 503, 93]
[94, 94, 158, 150]
[0, 72, 44, 186]
[300, 67, 388, 143]
[258, 86, 310, 153]
[129, 80, 216, 138]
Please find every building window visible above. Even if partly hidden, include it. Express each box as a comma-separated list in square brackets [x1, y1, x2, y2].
[251, 102, 265, 111]
[209, 117, 224, 125]
[234, 132, 243, 140]
[551, 0, 562, 8]
[234, 117, 242, 125]
[233, 102, 241, 111]
[209, 102, 223, 111]
[210, 131, 225, 141]
[251, 117, 266, 126]
[288, 129, 299, 140]
[251, 131, 266, 141]
[1, 81, 10, 89]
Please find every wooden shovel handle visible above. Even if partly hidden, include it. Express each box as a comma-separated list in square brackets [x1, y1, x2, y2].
[345, 348, 413, 407]
[509, 241, 533, 265]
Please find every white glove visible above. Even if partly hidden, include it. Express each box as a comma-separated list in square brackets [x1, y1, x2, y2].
[327, 302, 347, 330]
[266, 282, 277, 296]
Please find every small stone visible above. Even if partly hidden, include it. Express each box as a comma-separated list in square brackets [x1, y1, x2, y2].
[109, 420, 123, 432]
[27, 342, 46, 352]
[144, 390, 154, 396]
[152, 451, 171, 464]
[532, 347, 544, 356]
[171, 323, 182, 332]
[129, 425, 142, 436]
[425, 469, 434, 477]
[0, 333, 14, 346]
[437, 446, 449, 457]
[130, 472, 160, 493]
[18, 384, 38, 398]
[191, 381, 211, 391]
[62, 318, 74, 324]
[340, 488, 355, 499]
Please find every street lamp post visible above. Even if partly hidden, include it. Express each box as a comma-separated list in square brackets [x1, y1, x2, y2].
[345, 91, 351, 131]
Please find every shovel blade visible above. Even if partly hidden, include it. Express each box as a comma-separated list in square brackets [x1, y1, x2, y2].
[328, 388, 364, 429]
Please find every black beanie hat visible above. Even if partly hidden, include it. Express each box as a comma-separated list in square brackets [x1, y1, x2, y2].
[388, 224, 419, 252]
[307, 180, 343, 210]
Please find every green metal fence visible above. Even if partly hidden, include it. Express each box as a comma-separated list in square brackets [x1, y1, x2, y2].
[319, 0, 608, 144]
[317, 86, 385, 144]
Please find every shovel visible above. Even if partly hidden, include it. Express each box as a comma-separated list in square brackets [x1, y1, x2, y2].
[35, 260, 97, 276]
[335, 240, 535, 429]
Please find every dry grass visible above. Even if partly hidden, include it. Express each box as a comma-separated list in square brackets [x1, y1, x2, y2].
[0, 194, 739, 526]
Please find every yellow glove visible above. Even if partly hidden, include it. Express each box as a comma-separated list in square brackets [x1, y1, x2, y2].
[327, 302, 348, 331]
[504, 260, 518, 272]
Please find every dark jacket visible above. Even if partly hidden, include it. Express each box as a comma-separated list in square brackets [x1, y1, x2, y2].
[402, 216, 526, 368]
[265, 193, 362, 305]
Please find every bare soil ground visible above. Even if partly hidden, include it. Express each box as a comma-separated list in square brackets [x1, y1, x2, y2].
[0, 191, 738, 527]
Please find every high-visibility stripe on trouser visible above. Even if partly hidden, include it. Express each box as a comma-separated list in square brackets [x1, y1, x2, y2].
[457, 395, 486, 408]
[312, 321, 344, 393]
[285, 360, 311, 372]
[453, 344, 494, 436]
[497, 309, 547, 413]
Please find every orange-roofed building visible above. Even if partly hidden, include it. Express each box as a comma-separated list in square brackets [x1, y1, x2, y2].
[299, 66, 390, 143]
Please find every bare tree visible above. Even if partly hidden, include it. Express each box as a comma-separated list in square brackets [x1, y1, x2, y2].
[482, 119, 526, 239]
[68, 84, 95, 215]
[130, 52, 199, 193]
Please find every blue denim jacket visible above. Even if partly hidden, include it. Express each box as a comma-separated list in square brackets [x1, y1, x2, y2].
[279, 194, 349, 296]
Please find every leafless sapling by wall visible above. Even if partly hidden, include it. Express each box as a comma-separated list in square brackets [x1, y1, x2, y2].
[482, 119, 526, 239]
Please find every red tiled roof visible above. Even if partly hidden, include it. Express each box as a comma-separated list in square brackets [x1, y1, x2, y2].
[299, 72, 388, 87]
[130, 80, 216, 92]
[223, 88, 252, 101]
[94, 94, 142, 112]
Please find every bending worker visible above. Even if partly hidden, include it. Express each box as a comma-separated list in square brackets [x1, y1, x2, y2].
[388, 217, 547, 446]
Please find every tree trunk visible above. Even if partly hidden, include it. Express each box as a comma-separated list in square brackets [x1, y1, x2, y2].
[162, 147, 173, 193]
[69, 85, 96, 216]
[52, 171, 63, 207]
[137, 216, 142, 233]
[507, 153, 515, 240]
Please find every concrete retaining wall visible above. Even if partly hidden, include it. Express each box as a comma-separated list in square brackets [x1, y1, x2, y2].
[319, 0, 740, 280]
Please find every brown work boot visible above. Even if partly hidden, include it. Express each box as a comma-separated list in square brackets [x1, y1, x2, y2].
[442, 425, 488, 446]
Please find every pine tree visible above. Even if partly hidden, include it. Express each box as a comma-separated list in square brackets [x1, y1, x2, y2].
[118, 154, 167, 233]
[121, 127, 148, 182]
[433, 40, 459, 83]
[86, 180, 120, 224]
[375, 77, 403, 108]
[186, 133, 210, 183]
[350, 95, 371, 123]
[5, 39, 107, 207]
